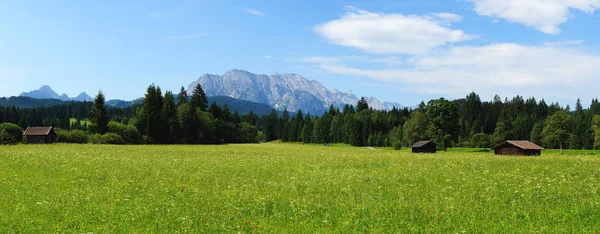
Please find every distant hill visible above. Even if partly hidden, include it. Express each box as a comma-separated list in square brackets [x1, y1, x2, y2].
[208, 96, 275, 115]
[0, 96, 68, 108]
[1, 95, 277, 116]
[104, 96, 276, 115]
[188, 69, 404, 115]
[105, 98, 144, 108]
[19, 85, 93, 102]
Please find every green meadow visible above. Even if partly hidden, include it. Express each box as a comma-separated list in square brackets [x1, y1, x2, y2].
[1, 143, 600, 233]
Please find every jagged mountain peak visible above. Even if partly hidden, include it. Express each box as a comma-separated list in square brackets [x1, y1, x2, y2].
[19, 85, 93, 102]
[39, 85, 54, 92]
[74, 92, 93, 102]
[188, 69, 404, 115]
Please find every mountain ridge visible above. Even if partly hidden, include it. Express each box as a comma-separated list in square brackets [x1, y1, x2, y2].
[19, 85, 93, 102]
[187, 69, 403, 114]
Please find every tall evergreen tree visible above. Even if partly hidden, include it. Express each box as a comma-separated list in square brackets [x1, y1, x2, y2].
[89, 90, 109, 134]
[264, 109, 279, 141]
[357, 97, 369, 112]
[190, 84, 208, 111]
[163, 91, 180, 143]
[592, 115, 600, 150]
[571, 99, 590, 149]
[177, 87, 188, 105]
[280, 109, 290, 142]
[140, 85, 165, 144]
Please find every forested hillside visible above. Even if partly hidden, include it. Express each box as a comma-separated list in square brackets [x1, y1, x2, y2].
[0, 96, 71, 108]
[3, 85, 600, 149]
[269, 92, 600, 150]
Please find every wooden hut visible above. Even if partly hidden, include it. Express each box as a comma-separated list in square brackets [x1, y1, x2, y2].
[411, 141, 436, 153]
[492, 140, 544, 156]
[23, 127, 56, 144]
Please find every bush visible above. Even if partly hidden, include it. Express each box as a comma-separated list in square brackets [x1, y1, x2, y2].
[392, 140, 402, 150]
[0, 123, 23, 144]
[91, 133, 125, 145]
[108, 121, 141, 144]
[255, 131, 266, 143]
[56, 129, 90, 144]
[69, 130, 90, 144]
[0, 129, 16, 145]
[56, 129, 69, 142]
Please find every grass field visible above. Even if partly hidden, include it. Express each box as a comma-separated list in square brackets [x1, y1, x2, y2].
[1, 143, 600, 232]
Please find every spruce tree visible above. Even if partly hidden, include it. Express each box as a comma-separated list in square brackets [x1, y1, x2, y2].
[141, 85, 165, 144]
[163, 91, 180, 143]
[191, 84, 208, 111]
[90, 90, 109, 134]
[357, 97, 369, 112]
[177, 87, 188, 105]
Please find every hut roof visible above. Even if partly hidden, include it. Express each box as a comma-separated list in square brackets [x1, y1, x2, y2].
[411, 141, 433, 148]
[23, 127, 54, 136]
[493, 140, 544, 150]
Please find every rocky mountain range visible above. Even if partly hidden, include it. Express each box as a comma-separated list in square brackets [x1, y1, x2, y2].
[14, 70, 405, 115]
[19, 85, 93, 102]
[188, 69, 403, 114]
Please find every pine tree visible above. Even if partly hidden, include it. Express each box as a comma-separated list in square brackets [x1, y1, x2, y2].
[90, 90, 109, 134]
[592, 115, 600, 150]
[571, 99, 591, 149]
[140, 85, 165, 144]
[357, 97, 369, 112]
[280, 109, 290, 142]
[190, 84, 208, 111]
[265, 109, 279, 141]
[163, 91, 180, 143]
[177, 87, 188, 105]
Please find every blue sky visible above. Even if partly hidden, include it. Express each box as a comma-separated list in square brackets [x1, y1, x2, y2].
[1, 0, 599, 106]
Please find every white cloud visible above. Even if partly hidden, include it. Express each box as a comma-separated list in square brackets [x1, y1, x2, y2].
[314, 6, 473, 54]
[160, 34, 207, 41]
[298, 56, 402, 66]
[264, 55, 273, 59]
[243, 8, 265, 16]
[468, 0, 600, 34]
[301, 43, 600, 102]
[543, 39, 584, 46]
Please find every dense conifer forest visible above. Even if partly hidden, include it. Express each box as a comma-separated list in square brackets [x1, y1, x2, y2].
[2, 84, 600, 150]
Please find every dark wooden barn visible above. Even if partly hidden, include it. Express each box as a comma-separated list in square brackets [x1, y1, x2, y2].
[411, 141, 437, 153]
[492, 140, 544, 156]
[23, 127, 56, 144]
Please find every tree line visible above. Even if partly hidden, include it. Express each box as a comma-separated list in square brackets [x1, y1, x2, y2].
[3, 87, 600, 150]
[264, 92, 600, 150]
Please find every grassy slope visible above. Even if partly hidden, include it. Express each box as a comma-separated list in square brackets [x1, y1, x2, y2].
[1, 144, 599, 232]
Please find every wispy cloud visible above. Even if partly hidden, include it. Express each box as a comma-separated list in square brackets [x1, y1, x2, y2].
[160, 34, 207, 41]
[467, 0, 600, 34]
[300, 43, 600, 102]
[243, 8, 265, 16]
[543, 40, 584, 47]
[264, 55, 274, 59]
[298, 56, 402, 66]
